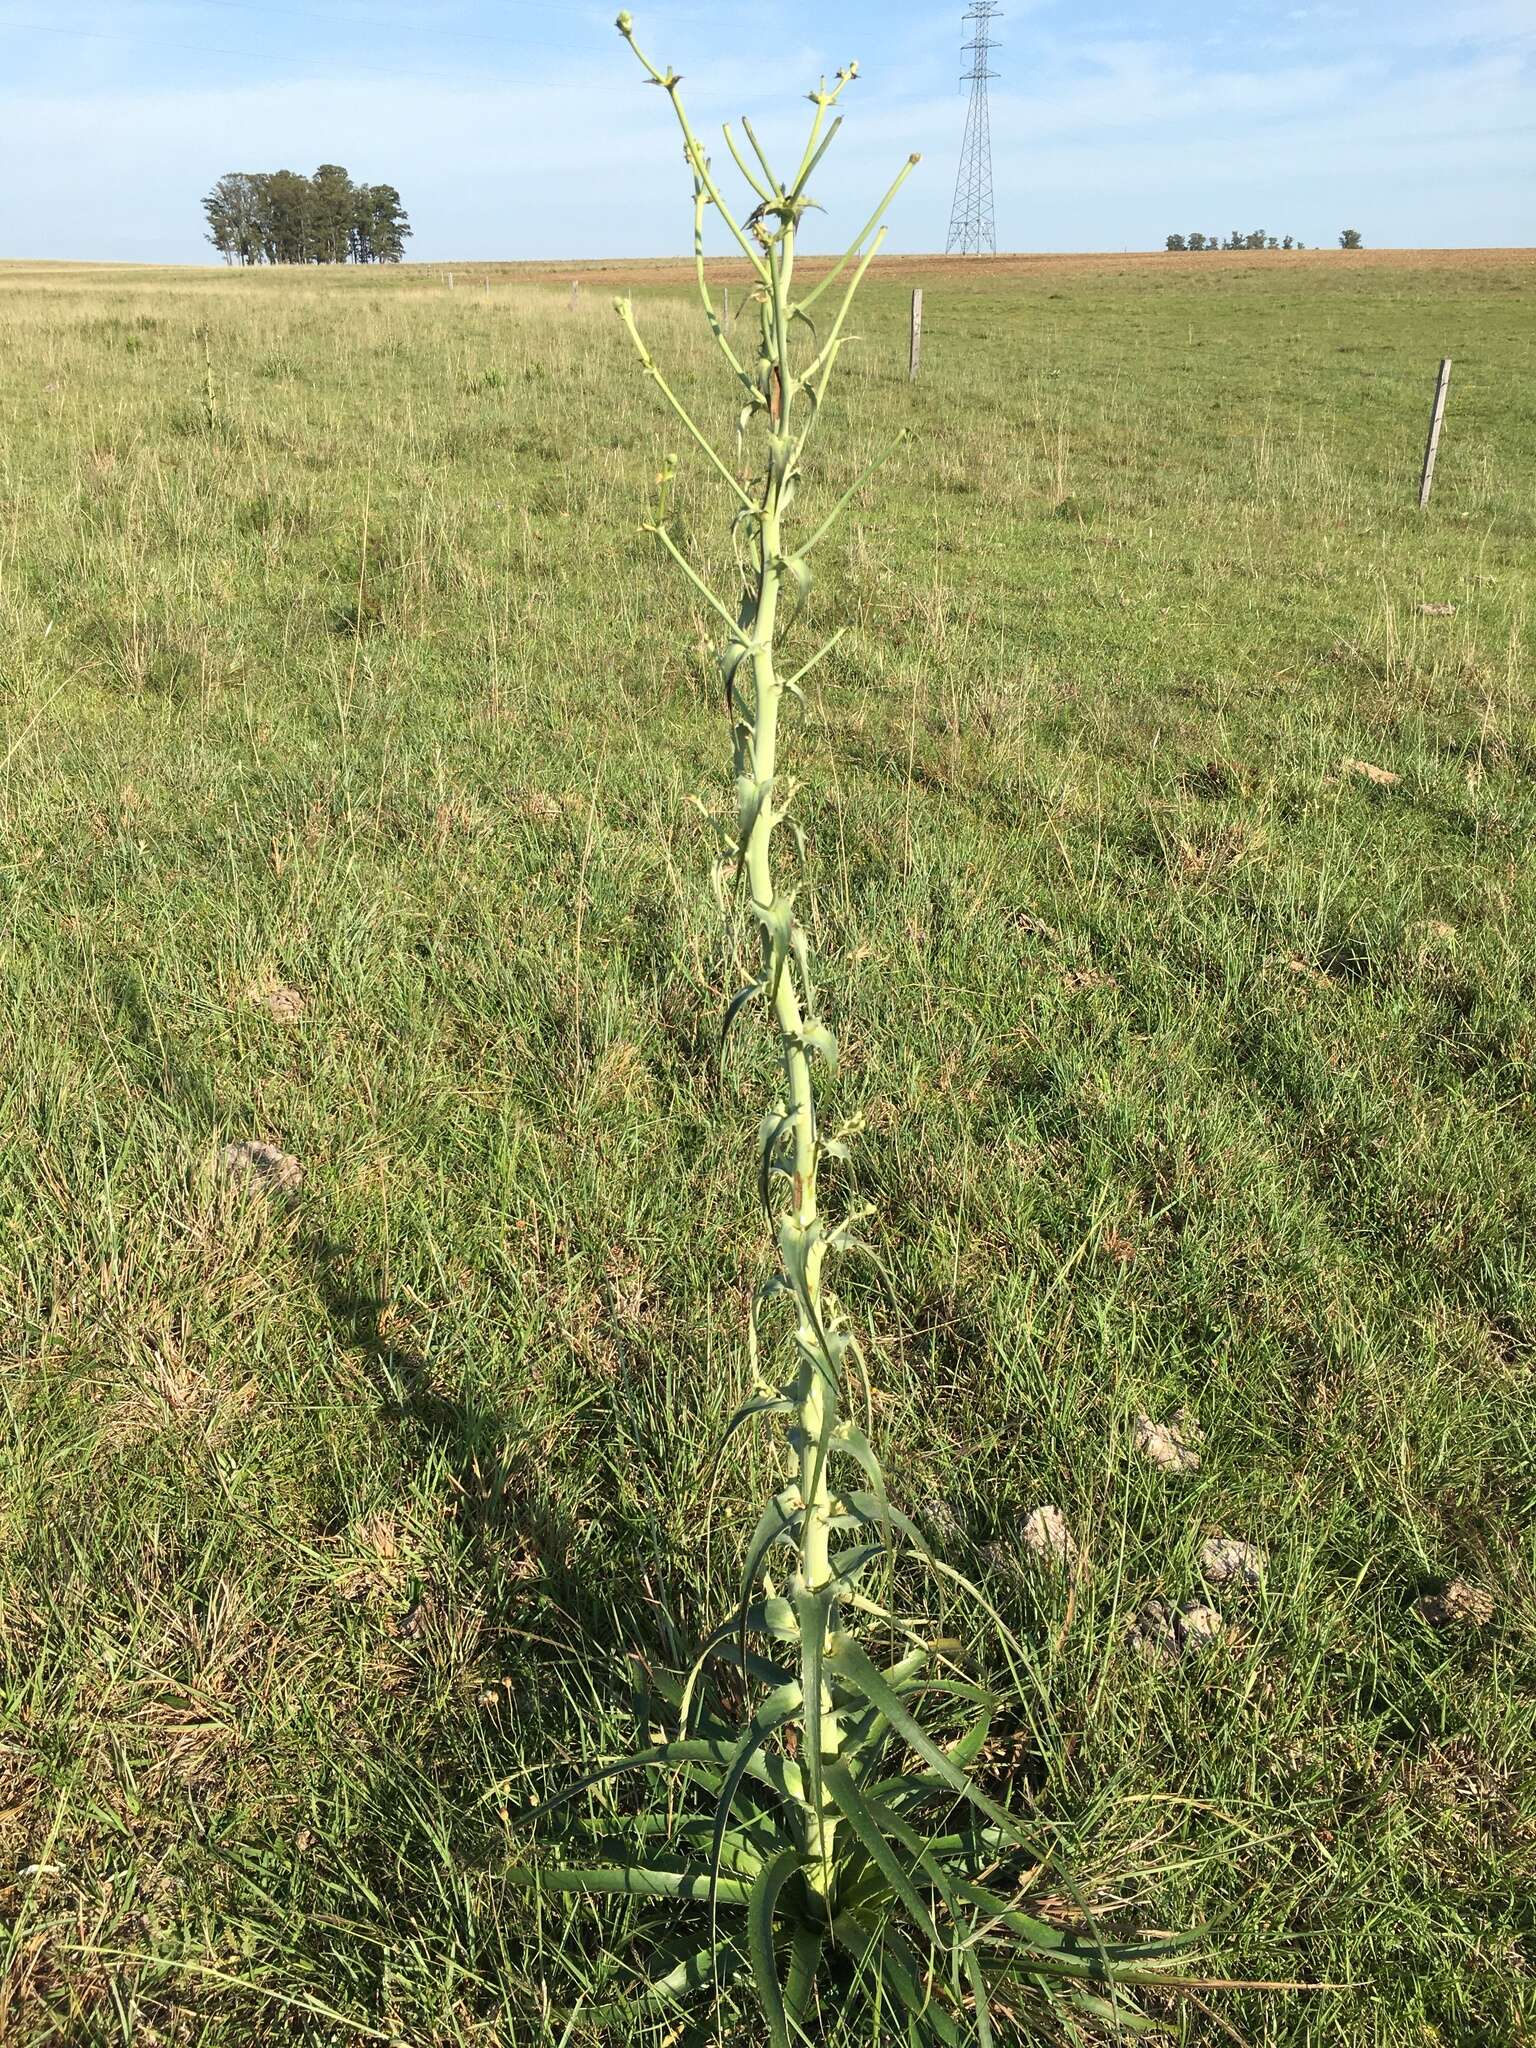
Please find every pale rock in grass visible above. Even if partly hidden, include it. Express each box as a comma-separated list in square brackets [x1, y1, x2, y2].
[248, 982, 305, 1022]
[1174, 1600, 1226, 1655]
[1130, 1597, 1227, 1664]
[922, 1498, 967, 1552]
[1134, 1408, 1203, 1476]
[1019, 1505, 1078, 1576]
[221, 1140, 303, 1196]
[1199, 1535, 1265, 1587]
[1417, 602, 1458, 616]
[514, 788, 583, 825]
[1416, 1578, 1494, 1630]
[1286, 954, 1336, 987]
[1340, 756, 1401, 788]
[1128, 1598, 1181, 1662]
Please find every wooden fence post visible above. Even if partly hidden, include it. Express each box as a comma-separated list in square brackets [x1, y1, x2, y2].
[909, 287, 923, 381]
[447, 271, 454, 290]
[1419, 357, 1452, 508]
[570, 280, 580, 309]
[722, 285, 730, 328]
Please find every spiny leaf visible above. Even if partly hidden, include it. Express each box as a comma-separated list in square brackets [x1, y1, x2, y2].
[783, 1922, 825, 2035]
[831, 1910, 965, 2046]
[740, 1487, 805, 1607]
[503, 1862, 755, 1903]
[859, 1787, 996, 2048]
[735, 772, 774, 854]
[747, 1846, 805, 2048]
[777, 1213, 828, 1317]
[757, 1105, 795, 1214]
[753, 892, 797, 1001]
[511, 1729, 796, 1825]
[827, 1428, 899, 1561]
[826, 1542, 889, 1590]
[834, 1648, 931, 1778]
[590, 1934, 745, 2018]
[823, 1634, 1035, 1852]
[822, 1761, 940, 1945]
[609, 1809, 780, 1869]
[949, 1877, 1090, 1962]
[957, 1877, 1196, 1982]
[783, 624, 846, 693]
[1053, 1983, 1169, 2036]
[723, 978, 766, 1054]
[794, 1019, 839, 1070]
[712, 1389, 795, 1478]
[832, 1487, 929, 1557]
[778, 551, 814, 624]
[865, 1694, 998, 1799]
[711, 1684, 803, 1915]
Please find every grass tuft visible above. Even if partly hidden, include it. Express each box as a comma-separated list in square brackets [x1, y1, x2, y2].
[0, 244, 1532, 2040]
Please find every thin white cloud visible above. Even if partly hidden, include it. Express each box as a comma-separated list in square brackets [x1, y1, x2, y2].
[0, 0, 1531, 258]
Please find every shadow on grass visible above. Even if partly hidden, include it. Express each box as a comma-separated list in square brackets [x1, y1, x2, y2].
[302, 1238, 593, 1616]
[107, 954, 619, 1644]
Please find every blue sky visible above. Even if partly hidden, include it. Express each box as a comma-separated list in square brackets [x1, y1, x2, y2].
[1, 1, 1532, 262]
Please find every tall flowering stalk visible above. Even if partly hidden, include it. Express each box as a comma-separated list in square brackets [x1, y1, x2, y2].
[505, 19, 1182, 2042]
[612, 18, 921, 1903]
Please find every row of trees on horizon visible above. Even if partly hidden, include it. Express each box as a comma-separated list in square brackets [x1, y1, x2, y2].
[203, 167, 411, 265]
[1164, 228, 1365, 251]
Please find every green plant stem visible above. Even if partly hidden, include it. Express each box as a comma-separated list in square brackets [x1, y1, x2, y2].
[742, 212, 847, 1897]
[614, 10, 921, 1916]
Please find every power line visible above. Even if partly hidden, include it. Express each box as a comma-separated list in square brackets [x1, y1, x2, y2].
[0, 11, 563, 88]
[946, 1, 1000, 257]
[182, 0, 565, 53]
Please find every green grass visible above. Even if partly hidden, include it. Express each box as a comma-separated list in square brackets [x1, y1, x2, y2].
[1, 246, 1534, 2044]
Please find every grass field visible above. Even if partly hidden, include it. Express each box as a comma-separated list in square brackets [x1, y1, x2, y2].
[1, 243, 1534, 2044]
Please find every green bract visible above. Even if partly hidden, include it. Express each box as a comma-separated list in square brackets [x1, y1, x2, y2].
[506, 19, 1190, 2041]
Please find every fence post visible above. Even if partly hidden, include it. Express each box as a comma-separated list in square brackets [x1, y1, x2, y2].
[909, 287, 923, 381]
[723, 285, 730, 328]
[1418, 357, 1452, 508]
[447, 271, 454, 290]
[571, 279, 580, 310]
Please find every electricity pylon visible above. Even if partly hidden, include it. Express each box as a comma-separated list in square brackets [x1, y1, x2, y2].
[945, 1, 1000, 256]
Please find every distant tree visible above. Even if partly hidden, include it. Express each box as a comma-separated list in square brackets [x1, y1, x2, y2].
[1339, 227, 1364, 249]
[1172, 225, 1302, 254]
[355, 184, 412, 263]
[260, 170, 317, 263]
[310, 163, 355, 264]
[202, 172, 263, 264]
[200, 166, 411, 264]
